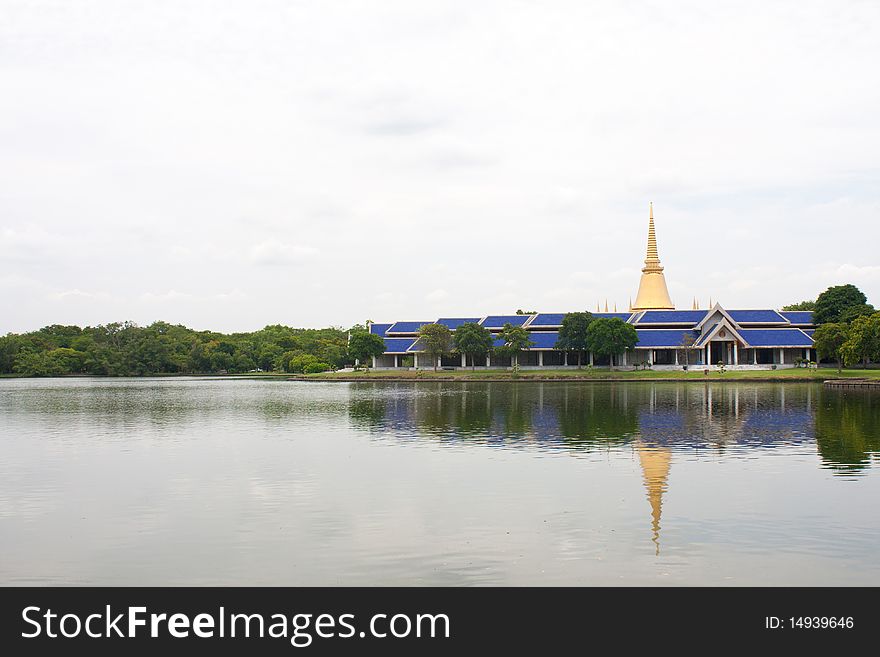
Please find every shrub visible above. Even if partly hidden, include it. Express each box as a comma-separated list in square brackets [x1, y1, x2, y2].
[303, 361, 331, 374]
[289, 353, 318, 373]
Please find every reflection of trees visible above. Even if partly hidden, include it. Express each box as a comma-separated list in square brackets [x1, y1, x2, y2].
[554, 385, 638, 446]
[815, 390, 880, 474]
[347, 382, 879, 477]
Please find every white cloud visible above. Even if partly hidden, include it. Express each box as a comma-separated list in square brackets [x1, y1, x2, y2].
[1, 1, 879, 332]
[247, 240, 319, 266]
[425, 288, 449, 301]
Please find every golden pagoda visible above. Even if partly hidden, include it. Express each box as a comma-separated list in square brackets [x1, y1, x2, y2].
[631, 203, 674, 310]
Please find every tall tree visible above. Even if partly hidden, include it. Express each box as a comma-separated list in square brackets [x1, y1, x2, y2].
[555, 311, 594, 367]
[586, 318, 638, 370]
[839, 303, 876, 324]
[814, 284, 870, 324]
[813, 323, 849, 373]
[453, 322, 494, 370]
[495, 323, 534, 368]
[841, 313, 880, 368]
[347, 330, 386, 369]
[417, 323, 454, 372]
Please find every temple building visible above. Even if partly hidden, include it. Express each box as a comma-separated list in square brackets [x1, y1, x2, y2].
[369, 205, 816, 369]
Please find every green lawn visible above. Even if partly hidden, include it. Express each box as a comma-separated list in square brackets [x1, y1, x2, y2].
[294, 367, 880, 382]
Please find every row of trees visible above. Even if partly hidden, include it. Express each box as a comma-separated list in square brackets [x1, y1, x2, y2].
[782, 284, 877, 372]
[783, 283, 875, 325]
[405, 314, 638, 371]
[0, 322, 359, 376]
[813, 312, 880, 372]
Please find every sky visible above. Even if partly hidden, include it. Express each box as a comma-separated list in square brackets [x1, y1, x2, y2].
[1, 0, 879, 334]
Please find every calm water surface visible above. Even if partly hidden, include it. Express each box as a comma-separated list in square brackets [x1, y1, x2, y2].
[1, 378, 878, 585]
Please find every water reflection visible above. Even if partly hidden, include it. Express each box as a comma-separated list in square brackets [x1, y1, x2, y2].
[351, 383, 814, 445]
[348, 382, 880, 554]
[815, 390, 880, 474]
[637, 444, 671, 555]
[1, 378, 879, 586]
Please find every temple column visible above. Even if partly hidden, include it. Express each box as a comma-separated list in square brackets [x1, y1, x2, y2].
[563, 352, 568, 366]
[414, 354, 419, 369]
[622, 351, 627, 366]
[778, 348, 784, 365]
[371, 356, 377, 368]
[674, 350, 679, 365]
[394, 355, 398, 368]
[807, 348, 812, 362]
[589, 352, 594, 366]
[647, 350, 653, 366]
[486, 354, 490, 367]
[538, 351, 544, 367]
[437, 356, 442, 369]
[753, 349, 757, 365]
[733, 342, 738, 365]
[461, 353, 466, 368]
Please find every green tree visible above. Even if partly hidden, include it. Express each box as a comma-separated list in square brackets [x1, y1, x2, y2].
[453, 322, 494, 370]
[555, 311, 594, 367]
[814, 284, 870, 324]
[417, 323, 454, 372]
[586, 317, 638, 370]
[813, 323, 849, 373]
[781, 300, 816, 311]
[839, 303, 876, 324]
[495, 323, 534, 368]
[841, 313, 880, 368]
[347, 330, 386, 369]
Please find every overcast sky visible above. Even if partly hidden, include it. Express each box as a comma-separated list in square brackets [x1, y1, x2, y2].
[2, 0, 879, 333]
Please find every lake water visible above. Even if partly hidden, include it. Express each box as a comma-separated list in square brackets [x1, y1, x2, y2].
[1, 378, 878, 586]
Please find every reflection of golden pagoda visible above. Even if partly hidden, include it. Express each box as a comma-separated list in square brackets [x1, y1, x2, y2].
[631, 203, 675, 311]
[636, 443, 671, 555]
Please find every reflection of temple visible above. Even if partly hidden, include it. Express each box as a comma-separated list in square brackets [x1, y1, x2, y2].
[636, 443, 671, 555]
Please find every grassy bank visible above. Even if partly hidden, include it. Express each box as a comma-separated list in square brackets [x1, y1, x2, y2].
[289, 368, 880, 382]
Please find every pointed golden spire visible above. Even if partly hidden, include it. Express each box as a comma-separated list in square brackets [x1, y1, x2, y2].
[629, 296, 633, 311]
[596, 301, 600, 312]
[632, 203, 674, 310]
[604, 299, 609, 312]
[614, 302, 618, 312]
[709, 296, 713, 307]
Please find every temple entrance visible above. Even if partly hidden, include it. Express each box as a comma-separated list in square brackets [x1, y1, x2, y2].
[709, 341, 733, 365]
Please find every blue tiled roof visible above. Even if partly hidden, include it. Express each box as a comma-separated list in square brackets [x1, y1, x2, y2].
[386, 321, 431, 334]
[369, 323, 393, 337]
[492, 336, 507, 348]
[635, 310, 707, 325]
[803, 328, 815, 337]
[481, 315, 530, 329]
[635, 329, 700, 348]
[530, 313, 566, 327]
[739, 328, 813, 347]
[526, 332, 559, 349]
[780, 311, 814, 324]
[383, 337, 416, 353]
[436, 317, 481, 330]
[594, 313, 633, 321]
[728, 309, 787, 324]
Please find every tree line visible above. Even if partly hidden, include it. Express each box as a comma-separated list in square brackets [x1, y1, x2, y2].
[0, 321, 360, 376]
[791, 284, 879, 371]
